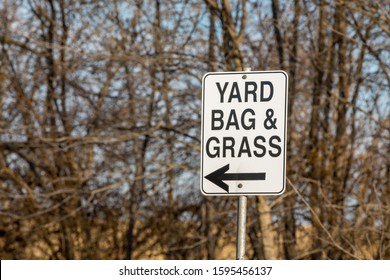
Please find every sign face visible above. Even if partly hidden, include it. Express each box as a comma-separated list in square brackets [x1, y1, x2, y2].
[200, 71, 288, 196]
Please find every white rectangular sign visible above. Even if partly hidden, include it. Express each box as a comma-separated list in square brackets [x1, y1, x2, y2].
[201, 71, 288, 196]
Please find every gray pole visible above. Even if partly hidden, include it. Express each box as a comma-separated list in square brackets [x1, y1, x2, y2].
[236, 195, 247, 260]
[236, 67, 251, 260]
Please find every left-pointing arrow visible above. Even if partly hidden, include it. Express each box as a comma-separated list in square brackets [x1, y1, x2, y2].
[205, 164, 266, 193]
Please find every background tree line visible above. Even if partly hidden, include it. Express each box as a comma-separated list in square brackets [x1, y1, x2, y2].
[0, 0, 389, 259]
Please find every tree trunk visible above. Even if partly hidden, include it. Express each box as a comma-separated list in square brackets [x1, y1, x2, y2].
[256, 196, 276, 259]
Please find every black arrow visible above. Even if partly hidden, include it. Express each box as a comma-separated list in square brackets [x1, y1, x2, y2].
[205, 164, 266, 193]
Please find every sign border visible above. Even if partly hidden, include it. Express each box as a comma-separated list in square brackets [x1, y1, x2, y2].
[200, 70, 288, 196]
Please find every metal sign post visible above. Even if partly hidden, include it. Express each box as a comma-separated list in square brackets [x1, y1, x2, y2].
[236, 68, 251, 260]
[236, 195, 247, 260]
[200, 67, 288, 260]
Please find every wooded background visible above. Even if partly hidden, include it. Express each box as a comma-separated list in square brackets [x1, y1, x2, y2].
[0, 0, 389, 260]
